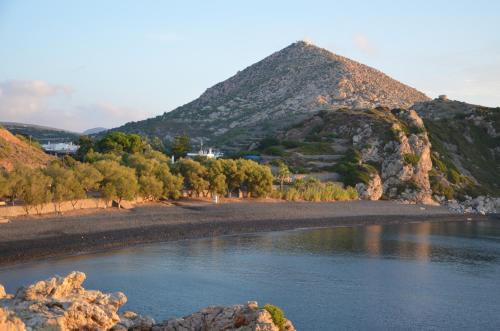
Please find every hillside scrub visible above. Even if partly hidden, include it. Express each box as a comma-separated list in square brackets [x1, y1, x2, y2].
[277, 177, 358, 202]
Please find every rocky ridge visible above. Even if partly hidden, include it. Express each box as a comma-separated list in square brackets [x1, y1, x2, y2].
[0, 272, 295, 331]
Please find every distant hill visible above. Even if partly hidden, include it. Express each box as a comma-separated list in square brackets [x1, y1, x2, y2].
[83, 127, 108, 135]
[113, 41, 429, 149]
[0, 127, 54, 171]
[0, 122, 80, 144]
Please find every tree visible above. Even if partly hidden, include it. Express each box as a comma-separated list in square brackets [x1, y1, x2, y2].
[95, 160, 139, 208]
[74, 163, 103, 193]
[245, 161, 273, 197]
[3, 166, 26, 206]
[44, 163, 85, 213]
[205, 159, 227, 196]
[171, 135, 191, 159]
[155, 164, 183, 199]
[19, 168, 52, 215]
[75, 136, 94, 160]
[174, 159, 208, 197]
[277, 161, 291, 191]
[221, 159, 240, 197]
[139, 175, 163, 201]
[96, 132, 144, 154]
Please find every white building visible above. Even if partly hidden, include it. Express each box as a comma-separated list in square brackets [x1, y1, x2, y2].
[42, 142, 79, 154]
[187, 147, 223, 159]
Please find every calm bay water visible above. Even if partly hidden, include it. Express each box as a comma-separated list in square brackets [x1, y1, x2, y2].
[1, 220, 500, 330]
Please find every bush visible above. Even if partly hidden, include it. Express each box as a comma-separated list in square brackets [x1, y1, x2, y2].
[262, 145, 286, 156]
[403, 153, 420, 166]
[263, 304, 286, 331]
[334, 149, 377, 186]
[281, 178, 357, 202]
[258, 137, 280, 150]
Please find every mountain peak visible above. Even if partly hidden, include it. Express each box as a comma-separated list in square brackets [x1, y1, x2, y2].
[115, 42, 429, 148]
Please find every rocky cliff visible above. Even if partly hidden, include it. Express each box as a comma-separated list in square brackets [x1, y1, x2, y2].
[278, 107, 433, 203]
[0, 272, 295, 331]
[114, 41, 429, 149]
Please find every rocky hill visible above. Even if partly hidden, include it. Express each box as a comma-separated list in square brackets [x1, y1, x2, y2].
[0, 127, 53, 171]
[115, 41, 429, 149]
[253, 98, 499, 203]
[413, 97, 500, 196]
[260, 107, 434, 203]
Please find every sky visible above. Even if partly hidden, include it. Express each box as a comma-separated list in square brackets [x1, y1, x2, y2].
[0, 0, 499, 132]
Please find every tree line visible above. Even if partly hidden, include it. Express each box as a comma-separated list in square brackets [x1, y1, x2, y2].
[0, 132, 358, 214]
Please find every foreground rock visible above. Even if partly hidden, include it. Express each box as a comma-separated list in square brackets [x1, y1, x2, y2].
[0, 272, 294, 331]
[0, 271, 129, 330]
[153, 302, 295, 331]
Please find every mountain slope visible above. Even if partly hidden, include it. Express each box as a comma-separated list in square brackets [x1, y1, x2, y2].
[115, 41, 429, 148]
[413, 97, 500, 195]
[0, 127, 54, 171]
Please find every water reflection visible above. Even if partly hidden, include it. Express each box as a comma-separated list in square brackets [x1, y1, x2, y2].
[0, 220, 499, 330]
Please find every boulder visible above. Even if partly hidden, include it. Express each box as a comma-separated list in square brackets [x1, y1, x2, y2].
[356, 172, 383, 200]
[153, 302, 295, 331]
[1, 271, 127, 331]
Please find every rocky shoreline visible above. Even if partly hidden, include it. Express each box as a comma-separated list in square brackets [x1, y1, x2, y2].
[0, 271, 295, 331]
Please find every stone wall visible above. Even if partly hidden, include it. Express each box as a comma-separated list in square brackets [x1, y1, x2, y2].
[0, 198, 139, 218]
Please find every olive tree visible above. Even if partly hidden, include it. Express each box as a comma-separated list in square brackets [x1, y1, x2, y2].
[95, 160, 139, 208]
[155, 164, 183, 200]
[19, 168, 52, 215]
[74, 162, 103, 194]
[205, 159, 227, 196]
[44, 163, 83, 213]
[174, 159, 209, 197]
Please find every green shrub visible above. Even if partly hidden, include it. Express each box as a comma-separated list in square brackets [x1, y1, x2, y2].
[258, 137, 280, 150]
[262, 146, 286, 156]
[263, 304, 286, 330]
[447, 169, 462, 184]
[403, 153, 420, 166]
[334, 149, 377, 186]
[281, 140, 300, 149]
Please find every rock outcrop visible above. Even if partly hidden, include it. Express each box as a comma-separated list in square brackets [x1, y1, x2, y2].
[281, 107, 434, 203]
[153, 302, 295, 331]
[0, 271, 133, 330]
[439, 195, 500, 214]
[0, 272, 295, 331]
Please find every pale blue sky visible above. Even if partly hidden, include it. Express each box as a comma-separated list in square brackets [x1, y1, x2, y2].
[1, 0, 499, 131]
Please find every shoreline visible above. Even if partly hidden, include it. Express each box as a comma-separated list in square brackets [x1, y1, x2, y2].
[0, 200, 493, 266]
